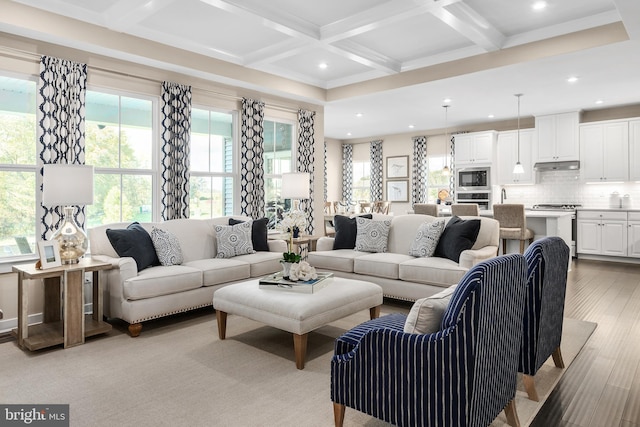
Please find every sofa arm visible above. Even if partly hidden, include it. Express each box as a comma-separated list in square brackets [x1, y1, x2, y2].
[458, 246, 498, 269]
[316, 237, 335, 251]
[268, 239, 287, 253]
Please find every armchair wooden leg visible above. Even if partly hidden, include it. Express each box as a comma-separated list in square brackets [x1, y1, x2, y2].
[552, 346, 565, 368]
[523, 374, 540, 401]
[333, 402, 345, 427]
[504, 399, 521, 427]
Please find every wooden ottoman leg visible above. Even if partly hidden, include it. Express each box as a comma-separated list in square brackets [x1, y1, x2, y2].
[370, 305, 381, 319]
[216, 310, 228, 340]
[293, 333, 308, 370]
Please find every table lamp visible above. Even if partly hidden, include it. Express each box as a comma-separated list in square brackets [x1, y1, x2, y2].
[42, 164, 94, 264]
[281, 172, 310, 210]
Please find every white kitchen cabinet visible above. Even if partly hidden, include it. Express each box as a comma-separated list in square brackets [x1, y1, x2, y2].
[454, 131, 496, 166]
[497, 129, 534, 184]
[535, 112, 580, 162]
[629, 120, 640, 181]
[579, 120, 629, 182]
[577, 210, 627, 256]
[627, 212, 640, 258]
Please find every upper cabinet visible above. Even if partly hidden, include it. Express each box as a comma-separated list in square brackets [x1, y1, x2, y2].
[629, 120, 640, 181]
[454, 131, 496, 166]
[497, 129, 534, 185]
[535, 112, 580, 162]
[579, 120, 629, 182]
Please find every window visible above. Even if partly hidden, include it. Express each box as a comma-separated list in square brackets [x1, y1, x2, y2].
[190, 108, 235, 218]
[85, 90, 156, 227]
[352, 161, 371, 201]
[0, 75, 37, 258]
[263, 119, 294, 227]
[427, 155, 449, 202]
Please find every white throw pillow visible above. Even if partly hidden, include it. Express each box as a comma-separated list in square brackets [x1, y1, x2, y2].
[403, 285, 458, 334]
[354, 217, 391, 253]
[150, 227, 184, 266]
[215, 221, 255, 258]
[408, 219, 446, 257]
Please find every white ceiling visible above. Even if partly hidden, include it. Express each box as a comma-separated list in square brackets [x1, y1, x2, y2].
[4, 0, 640, 139]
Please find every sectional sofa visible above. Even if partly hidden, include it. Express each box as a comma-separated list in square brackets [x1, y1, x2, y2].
[88, 216, 287, 336]
[308, 214, 500, 301]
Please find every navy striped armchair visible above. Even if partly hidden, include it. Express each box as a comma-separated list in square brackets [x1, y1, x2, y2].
[331, 254, 528, 427]
[520, 236, 570, 401]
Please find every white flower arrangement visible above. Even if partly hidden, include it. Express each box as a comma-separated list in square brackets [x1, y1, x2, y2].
[288, 261, 318, 282]
[277, 209, 307, 234]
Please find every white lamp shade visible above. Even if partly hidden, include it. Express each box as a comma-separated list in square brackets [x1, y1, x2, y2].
[281, 172, 310, 199]
[513, 162, 525, 174]
[43, 164, 94, 206]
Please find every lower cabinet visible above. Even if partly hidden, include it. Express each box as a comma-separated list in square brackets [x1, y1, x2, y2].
[627, 212, 640, 258]
[577, 211, 627, 256]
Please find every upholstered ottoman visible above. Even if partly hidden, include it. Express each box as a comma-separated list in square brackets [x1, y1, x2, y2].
[212, 278, 383, 369]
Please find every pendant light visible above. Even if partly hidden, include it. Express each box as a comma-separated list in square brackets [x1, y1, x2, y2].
[442, 104, 450, 176]
[513, 94, 525, 174]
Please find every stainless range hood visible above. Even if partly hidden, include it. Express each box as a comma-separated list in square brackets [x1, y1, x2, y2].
[533, 160, 580, 171]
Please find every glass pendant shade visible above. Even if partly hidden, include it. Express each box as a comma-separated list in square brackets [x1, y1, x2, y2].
[514, 94, 524, 174]
[513, 162, 525, 174]
[442, 105, 450, 175]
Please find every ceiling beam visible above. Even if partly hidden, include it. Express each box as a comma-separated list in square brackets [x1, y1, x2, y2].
[103, 0, 180, 31]
[611, 0, 640, 39]
[430, 2, 505, 52]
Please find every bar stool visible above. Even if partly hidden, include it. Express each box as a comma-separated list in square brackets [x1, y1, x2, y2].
[451, 203, 479, 216]
[413, 203, 439, 216]
[493, 203, 534, 254]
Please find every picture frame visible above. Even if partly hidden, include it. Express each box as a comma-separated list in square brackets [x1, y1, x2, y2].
[38, 240, 62, 269]
[386, 155, 409, 179]
[386, 180, 409, 202]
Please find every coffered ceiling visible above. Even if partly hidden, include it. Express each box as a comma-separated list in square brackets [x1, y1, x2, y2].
[2, 0, 640, 139]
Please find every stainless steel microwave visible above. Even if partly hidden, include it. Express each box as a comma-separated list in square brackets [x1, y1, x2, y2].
[457, 167, 490, 191]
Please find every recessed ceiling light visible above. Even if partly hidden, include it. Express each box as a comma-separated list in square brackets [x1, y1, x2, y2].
[595, 99, 604, 105]
[488, 114, 495, 119]
[347, 132, 352, 136]
[408, 124, 415, 129]
[532, 1, 547, 11]
[355, 113, 363, 118]
[318, 62, 328, 69]
[443, 98, 452, 104]
[567, 76, 579, 83]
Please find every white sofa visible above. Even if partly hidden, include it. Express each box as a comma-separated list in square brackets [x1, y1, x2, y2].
[88, 216, 287, 336]
[308, 214, 499, 301]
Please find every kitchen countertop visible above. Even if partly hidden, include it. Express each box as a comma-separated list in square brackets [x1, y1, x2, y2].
[576, 207, 639, 212]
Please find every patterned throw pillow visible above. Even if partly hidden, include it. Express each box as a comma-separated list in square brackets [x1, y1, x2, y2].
[215, 221, 255, 258]
[150, 227, 184, 266]
[354, 217, 391, 253]
[408, 219, 446, 257]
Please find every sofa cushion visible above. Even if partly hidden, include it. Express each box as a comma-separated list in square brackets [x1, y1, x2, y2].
[404, 285, 458, 334]
[122, 265, 203, 300]
[408, 219, 446, 257]
[106, 222, 160, 272]
[434, 216, 481, 262]
[229, 217, 269, 252]
[150, 227, 184, 266]
[185, 258, 251, 286]
[355, 217, 391, 253]
[232, 251, 283, 277]
[354, 252, 415, 279]
[307, 249, 366, 273]
[215, 221, 255, 258]
[332, 214, 373, 249]
[399, 257, 469, 286]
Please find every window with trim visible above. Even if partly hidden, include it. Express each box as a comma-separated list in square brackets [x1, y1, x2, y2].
[352, 161, 371, 201]
[0, 75, 37, 258]
[190, 108, 235, 218]
[263, 119, 294, 227]
[427, 155, 449, 202]
[85, 90, 156, 227]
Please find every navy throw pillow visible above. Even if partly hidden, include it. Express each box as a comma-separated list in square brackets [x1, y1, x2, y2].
[229, 217, 270, 252]
[434, 216, 481, 263]
[106, 222, 159, 272]
[332, 214, 373, 250]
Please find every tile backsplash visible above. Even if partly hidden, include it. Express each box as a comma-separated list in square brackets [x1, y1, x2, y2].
[499, 170, 640, 209]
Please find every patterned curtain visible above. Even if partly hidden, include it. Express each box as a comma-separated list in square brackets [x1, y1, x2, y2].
[160, 81, 192, 220]
[412, 136, 428, 205]
[323, 141, 327, 202]
[297, 109, 315, 234]
[370, 140, 383, 201]
[342, 144, 353, 203]
[240, 98, 265, 219]
[37, 56, 87, 240]
[449, 135, 455, 198]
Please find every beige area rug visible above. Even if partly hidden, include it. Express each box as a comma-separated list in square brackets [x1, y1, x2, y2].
[0, 305, 595, 427]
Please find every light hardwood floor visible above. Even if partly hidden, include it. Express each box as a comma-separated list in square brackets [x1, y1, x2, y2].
[532, 259, 640, 427]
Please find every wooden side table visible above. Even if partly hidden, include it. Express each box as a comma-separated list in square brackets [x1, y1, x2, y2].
[13, 258, 112, 351]
[268, 234, 323, 256]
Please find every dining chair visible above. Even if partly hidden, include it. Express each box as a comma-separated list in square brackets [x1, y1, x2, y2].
[372, 200, 391, 214]
[359, 202, 373, 213]
[493, 203, 534, 254]
[451, 203, 479, 216]
[413, 203, 438, 216]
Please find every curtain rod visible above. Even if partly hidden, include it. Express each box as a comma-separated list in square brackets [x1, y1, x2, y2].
[1, 45, 302, 114]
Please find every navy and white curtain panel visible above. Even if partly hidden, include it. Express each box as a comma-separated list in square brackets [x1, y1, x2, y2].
[412, 136, 428, 206]
[323, 141, 328, 202]
[297, 109, 315, 234]
[342, 144, 353, 203]
[37, 55, 87, 240]
[449, 135, 455, 197]
[370, 140, 383, 201]
[160, 81, 192, 220]
[240, 98, 265, 219]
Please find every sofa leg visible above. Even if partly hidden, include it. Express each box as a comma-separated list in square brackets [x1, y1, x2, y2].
[333, 402, 345, 427]
[128, 323, 142, 337]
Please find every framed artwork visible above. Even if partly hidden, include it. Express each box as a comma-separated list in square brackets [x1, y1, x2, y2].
[38, 240, 62, 269]
[386, 155, 409, 178]
[386, 180, 409, 202]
